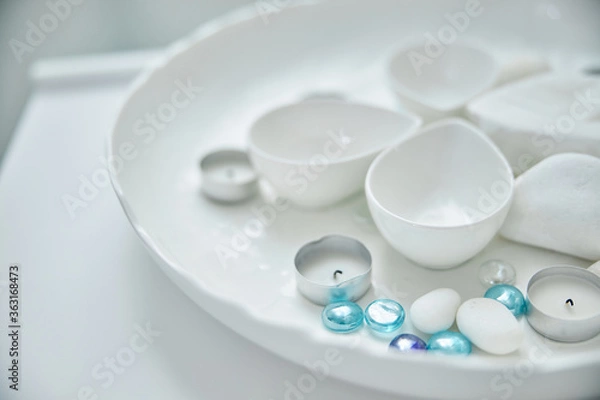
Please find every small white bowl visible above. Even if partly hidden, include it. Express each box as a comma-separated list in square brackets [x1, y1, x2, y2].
[248, 102, 421, 209]
[388, 41, 499, 122]
[365, 118, 514, 269]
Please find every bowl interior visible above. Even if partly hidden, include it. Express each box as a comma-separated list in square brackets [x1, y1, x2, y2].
[389, 43, 498, 111]
[368, 120, 512, 227]
[249, 102, 419, 163]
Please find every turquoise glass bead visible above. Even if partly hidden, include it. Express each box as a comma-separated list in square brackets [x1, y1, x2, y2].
[427, 331, 472, 355]
[389, 334, 427, 352]
[364, 299, 405, 333]
[322, 301, 364, 333]
[484, 284, 527, 318]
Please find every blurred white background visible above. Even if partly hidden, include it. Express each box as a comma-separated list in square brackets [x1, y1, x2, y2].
[0, 0, 249, 162]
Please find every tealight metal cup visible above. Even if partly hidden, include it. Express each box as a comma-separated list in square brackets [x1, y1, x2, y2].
[526, 264, 600, 343]
[294, 235, 372, 306]
[200, 149, 258, 203]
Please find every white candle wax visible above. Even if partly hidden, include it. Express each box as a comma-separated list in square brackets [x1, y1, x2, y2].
[203, 160, 255, 185]
[528, 275, 600, 320]
[300, 253, 369, 286]
[294, 235, 372, 305]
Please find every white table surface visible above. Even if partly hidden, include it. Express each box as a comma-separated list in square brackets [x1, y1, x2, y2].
[0, 52, 406, 400]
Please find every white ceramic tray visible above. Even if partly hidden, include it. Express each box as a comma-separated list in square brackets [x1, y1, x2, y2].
[108, 2, 600, 399]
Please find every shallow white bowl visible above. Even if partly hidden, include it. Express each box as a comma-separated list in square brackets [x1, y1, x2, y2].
[248, 102, 421, 209]
[106, 1, 600, 398]
[388, 41, 500, 122]
[366, 118, 514, 268]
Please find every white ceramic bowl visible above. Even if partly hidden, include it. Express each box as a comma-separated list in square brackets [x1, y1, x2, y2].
[388, 41, 500, 122]
[366, 118, 514, 268]
[106, 2, 600, 398]
[248, 101, 421, 209]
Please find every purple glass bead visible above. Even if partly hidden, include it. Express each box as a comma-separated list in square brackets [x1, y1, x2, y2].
[389, 333, 427, 353]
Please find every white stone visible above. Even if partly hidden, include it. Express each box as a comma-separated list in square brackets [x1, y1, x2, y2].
[467, 73, 600, 175]
[495, 53, 549, 87]
[500, 153, 600, 261]
[409, 288, 461, 334]
[457, 298, 523, 355]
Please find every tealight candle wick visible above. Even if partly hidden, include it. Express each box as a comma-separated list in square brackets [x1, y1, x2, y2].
[565, 299, 574, 307]
[333, 270, 343, 279]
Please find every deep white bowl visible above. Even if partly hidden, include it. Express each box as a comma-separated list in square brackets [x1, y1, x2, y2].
[248, 101, 421, 209]
[366, 118, 514, 268]
[388, 41, 499, 122]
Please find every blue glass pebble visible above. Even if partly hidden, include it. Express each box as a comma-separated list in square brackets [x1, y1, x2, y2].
[484, 284, 527, 318]
[427, 331, 472, 355]
[389, 334, 426, 352]
[364, 299, 405, 333]
[322, 301, 364, 333]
